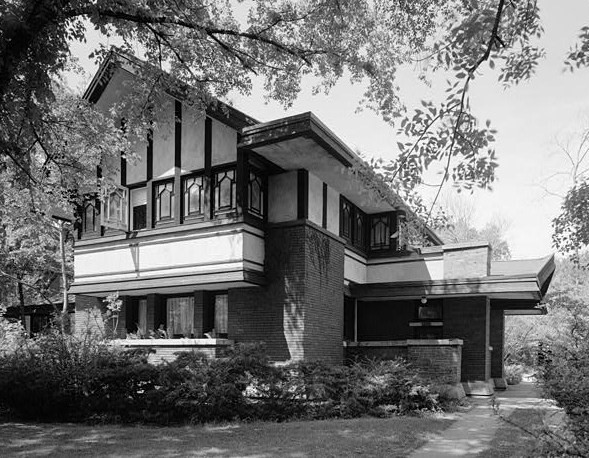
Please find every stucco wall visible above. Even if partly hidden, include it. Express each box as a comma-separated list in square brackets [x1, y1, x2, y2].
[181, 104, 205, 172]
[268, 171, 298, 223]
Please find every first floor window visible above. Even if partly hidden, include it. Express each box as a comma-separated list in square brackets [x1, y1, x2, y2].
[154, 180, 174, 222]
[167, 296, 195, 338]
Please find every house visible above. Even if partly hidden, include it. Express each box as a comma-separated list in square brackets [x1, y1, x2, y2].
[69, 52, 554, 395]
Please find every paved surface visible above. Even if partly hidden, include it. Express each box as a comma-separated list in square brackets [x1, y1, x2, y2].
[409, 381, 564, 457]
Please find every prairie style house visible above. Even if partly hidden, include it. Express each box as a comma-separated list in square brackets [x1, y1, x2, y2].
[70, 52, 554, 394]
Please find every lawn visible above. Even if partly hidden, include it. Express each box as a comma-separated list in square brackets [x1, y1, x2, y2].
[0, 416, 454, 457]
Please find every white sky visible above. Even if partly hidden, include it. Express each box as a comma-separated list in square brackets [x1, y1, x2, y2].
[68, 0, 589, 260]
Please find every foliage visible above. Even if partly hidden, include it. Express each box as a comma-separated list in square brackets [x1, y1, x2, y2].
[436, 193, 511, 260]
[504, 363, 524, 385]
[0, 305, 26, 356]
[553, 180, 589, 260]
[0, 339, 438, 424]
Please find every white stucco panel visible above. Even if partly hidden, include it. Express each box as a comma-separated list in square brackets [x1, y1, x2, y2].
[181, 105, 205, 172]
[211, 119, 237, 166]
[367, 257, 444, 283]
[75, 230, 247, 281]
[308, 172, 323, 226]
[268, 171, 297, 223]
[344, 250, 367, 284]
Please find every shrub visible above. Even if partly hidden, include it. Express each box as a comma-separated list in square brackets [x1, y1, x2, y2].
[0, 338, 439, 424]
[504, 364, 524, 385]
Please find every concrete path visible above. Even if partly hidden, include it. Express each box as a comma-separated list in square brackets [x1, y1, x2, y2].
[409, 381, 563, 457]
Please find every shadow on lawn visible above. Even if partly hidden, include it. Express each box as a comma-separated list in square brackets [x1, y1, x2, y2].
[0, 416, 454, 458]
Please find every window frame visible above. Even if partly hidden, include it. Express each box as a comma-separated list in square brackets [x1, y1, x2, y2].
[339, 197, 368, 252]
[181, 172, 206, 220]
[153, 179, 175, 224]
[213, 165, 237, 216]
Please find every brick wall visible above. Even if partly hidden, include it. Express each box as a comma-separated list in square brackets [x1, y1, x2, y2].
[229, 221, 345, 364]
[75, 295, 105, 337]
[407, 343, 462, 384]
[490, 307, 505, 379]
[345, 345, 408, 361]
[443, 296, 490, 381]
[443, 244, 490, 278]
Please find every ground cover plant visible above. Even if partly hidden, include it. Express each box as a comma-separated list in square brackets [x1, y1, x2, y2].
[0, 331, 440, 424]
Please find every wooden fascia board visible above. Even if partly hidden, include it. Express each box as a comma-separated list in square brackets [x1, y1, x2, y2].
[351, 275, 542, 300]
[83, 50, 258, 130]
[69, 268, 265, 295]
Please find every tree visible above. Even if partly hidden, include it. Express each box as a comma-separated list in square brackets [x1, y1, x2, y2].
[2, 1, 589, 305]
[436, 192, 511, 260]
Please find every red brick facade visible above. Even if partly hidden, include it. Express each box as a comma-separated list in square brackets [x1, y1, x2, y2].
[444, 296, 491, 382]
[490, 307, 505, 379]
[229, 220, 344, 364]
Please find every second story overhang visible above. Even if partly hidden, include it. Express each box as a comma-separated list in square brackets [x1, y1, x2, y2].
[348, 242, 555, 311]
[69, 221, 265, 296]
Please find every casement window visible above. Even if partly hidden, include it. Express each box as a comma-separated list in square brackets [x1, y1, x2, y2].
[81, 197, 99, 233]
[101, 186, 128, 231]
[353, 210, 366, 249]
[154, 180, 175, 222]
[340, 197, 367, 251]
[340, 199, 353, 240]
[204, 292, 229, 338]
[213, 168, 236, 214]
[370, 214, 391, 251]
[412, 299, 443, 339]
[167, 296, 195, 338]
[130, 187, 147, 231]
[182, 174, 205, 218]
[247, 169, 265, 218]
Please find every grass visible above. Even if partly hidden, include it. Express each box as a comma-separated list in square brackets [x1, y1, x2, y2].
[0, 416, 454, 457]
[476, 408, 549, 458]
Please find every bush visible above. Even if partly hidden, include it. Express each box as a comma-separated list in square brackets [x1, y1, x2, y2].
[0, 337, 439, 424]
[504, 364, 524, 385]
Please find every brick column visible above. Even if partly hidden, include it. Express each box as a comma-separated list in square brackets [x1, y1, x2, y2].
[490, 308, 505, 379]
[229, 221, 344, 364]
[444, 297, 491, 382]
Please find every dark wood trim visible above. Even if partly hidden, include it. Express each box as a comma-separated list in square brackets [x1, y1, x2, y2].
[120, 153, 127, 187]
[322, 182, 328, 229]
[146, 128, 154, 229]
[244, 148, 284, 175]
[146, 129, 153, 181]
[174, 100, 182, 225]
[297, 169, 308, 220]
[174, 100, 182, 168]
[236, 149, 248, 217]
[204, 117, 213, 219]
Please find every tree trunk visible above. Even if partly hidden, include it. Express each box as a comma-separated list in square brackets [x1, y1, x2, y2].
[59, 221, 69, 332]
[17, 279, 25, 330]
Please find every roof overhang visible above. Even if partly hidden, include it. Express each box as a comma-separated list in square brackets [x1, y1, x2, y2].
[351, 254, 556, 306]
[239, 112, 442, 244]
[83, 49, 258, 131]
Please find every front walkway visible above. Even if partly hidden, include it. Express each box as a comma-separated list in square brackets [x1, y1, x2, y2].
[410, 381, 564, 457]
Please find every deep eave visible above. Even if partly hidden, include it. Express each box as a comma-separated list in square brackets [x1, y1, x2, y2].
[83, 49, 258, 131]
[239, 112, 443, 245]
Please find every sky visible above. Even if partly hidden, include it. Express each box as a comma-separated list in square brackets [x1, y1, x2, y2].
[68, 0, 589, 260]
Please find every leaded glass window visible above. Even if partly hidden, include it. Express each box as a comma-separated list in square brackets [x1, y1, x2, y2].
[183, 175, 204, 217]
[214, 168, 236, 214]
[155, 181, 174, 222]
[248, 170, 264, 217]
[370, 215, 390, 250]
